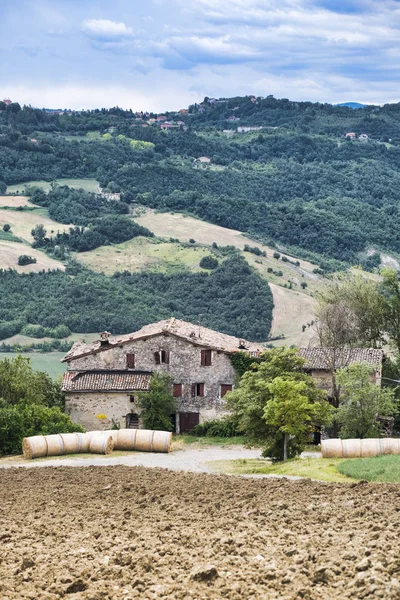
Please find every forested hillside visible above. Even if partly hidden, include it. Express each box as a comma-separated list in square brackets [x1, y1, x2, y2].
[1, 95, 400, 347]
[1, 97, 400, 264]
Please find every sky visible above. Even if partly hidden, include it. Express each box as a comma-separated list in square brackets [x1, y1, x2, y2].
[1, 0, 400, 111]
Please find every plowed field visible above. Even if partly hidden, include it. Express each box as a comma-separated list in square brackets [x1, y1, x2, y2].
[1, 466, 399, 599]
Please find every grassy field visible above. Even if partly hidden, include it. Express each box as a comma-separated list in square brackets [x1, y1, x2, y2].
[135, 209, 321, 346]
[75, 236, 219, 275]
[2, 332, 98, 346]
[0, 240, 64, 272]
[269, 282, 317, 347]
[210, 457, 357, 482]
[337, 455, 400, 482]
[0, 352, 66, 378]
[0, 195, 31, 207]
[6, 178, 100, 194]
[0, 208, 72, 243]
[173, 435, 247, 448]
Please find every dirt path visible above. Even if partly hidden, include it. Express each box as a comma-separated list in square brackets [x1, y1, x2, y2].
[1, 466, 399, 599]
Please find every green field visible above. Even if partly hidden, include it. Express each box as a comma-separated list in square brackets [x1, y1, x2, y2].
[7, 179, 100, 194]
[337, 455, 400, 482]
[0, 352, 66, 378]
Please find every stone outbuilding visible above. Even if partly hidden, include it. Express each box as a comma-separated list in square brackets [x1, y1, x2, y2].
[61, 318, 264, 433]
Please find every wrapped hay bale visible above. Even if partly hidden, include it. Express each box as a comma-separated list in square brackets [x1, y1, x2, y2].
[115, 429, 137, 450]
[152, 431, 172, 453]
[321, 439, 343, 459]
[89, 435, 114, 455]
[45, 434, 65, 456]
[60, 432, 90, 454]
[135, 429, 155, 452]
[381, 438, 400, 455]
[22, 436, 48, 460]
[361, 438, 385, 458]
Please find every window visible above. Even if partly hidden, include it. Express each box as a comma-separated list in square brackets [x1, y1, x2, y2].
[173, 383, 183, 397]
[200, 349, 212, 366]
[126, 353, 135, 369]
[154, 350, 170, 364]
[191, 383, 205, 397]
[129, 394, 135, 403]
[220, 384, 233, 398]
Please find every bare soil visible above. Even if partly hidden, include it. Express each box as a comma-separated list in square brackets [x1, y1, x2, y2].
[1, 466, 400, 599]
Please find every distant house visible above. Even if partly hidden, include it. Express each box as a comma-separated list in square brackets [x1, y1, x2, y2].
[345, 132, 356, 139]
[359, 133, 369, 142]
[227, 115, 239, 122]
[157, 115, 167, 122]
[61, 318, 263, 433]
[178, 109, 188, 115]
[193, 156, 211, 167]
[30, 138, 38, 144]
[299, 347, 383, 398]
[3, 98, 11, 105]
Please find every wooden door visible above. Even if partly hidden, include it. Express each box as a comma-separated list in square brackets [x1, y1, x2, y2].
[179, 412, 200, 433]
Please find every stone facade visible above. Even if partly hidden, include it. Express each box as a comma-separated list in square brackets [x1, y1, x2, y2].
[64, 332, 235, 431]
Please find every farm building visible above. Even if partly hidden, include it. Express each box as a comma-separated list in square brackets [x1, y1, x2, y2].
[299, 347, 383, 396]
[61, 318, 263, 433]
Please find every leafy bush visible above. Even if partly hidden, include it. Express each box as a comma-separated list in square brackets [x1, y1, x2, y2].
[0, 320, 24, 340]
[199, 255, 219, 269]
[3, 224, 10, 232]
[137, 373, 177, 431]
[273, 252, 281, 259]
[18, 255, 37, 266]
[244, 244, 266, 257]
[192, 417, 240, 437]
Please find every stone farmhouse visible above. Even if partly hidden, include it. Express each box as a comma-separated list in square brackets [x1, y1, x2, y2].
[299, 347, 383, 397]
[61, 318, 263, 433]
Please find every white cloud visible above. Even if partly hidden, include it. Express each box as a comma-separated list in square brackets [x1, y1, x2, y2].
[81, 19, 134, 40]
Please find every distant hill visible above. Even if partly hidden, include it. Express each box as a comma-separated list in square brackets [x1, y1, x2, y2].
[337, 102, 367, 109]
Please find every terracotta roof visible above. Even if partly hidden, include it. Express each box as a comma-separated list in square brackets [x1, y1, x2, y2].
[62, 370, 152, 392]
[299, 347, 383, 370]
[62, 318, 264, 362]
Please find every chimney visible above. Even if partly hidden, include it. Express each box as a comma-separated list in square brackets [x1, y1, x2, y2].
[99, 331, 111, 346]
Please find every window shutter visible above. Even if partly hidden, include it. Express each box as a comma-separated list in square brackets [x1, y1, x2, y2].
[154, 351, 160, 365]
[205, 350, 212, 366]
[199, 383, 205, 397]
[221, 384, 232, 398]
[165, 350, 170, 364]
[126, 353, 135, 369]
[200, 350, 205, 366]
[173, 383, 182, 397]
[191, 383, 196, 397]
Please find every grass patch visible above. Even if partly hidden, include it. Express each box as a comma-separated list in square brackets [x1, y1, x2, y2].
[337, 455, 400, 483]
[173, 435, 247, 449]
[7, 179, 99, 194]
[0, 230, 23, 242]
[210, 457, 357, 482]
[0, 352, 66, 378]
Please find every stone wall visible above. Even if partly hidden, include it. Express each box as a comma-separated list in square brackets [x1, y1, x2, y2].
[66, 333, 236, 430]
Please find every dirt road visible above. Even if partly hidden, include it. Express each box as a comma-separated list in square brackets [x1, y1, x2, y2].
[1, 466, 399, 599]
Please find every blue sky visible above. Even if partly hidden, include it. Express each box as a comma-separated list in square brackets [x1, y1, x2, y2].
[1, 0, 400, 111]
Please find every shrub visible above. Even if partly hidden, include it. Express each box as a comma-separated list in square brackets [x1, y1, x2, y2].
[192, 417, 240, 437]
[3, 224, 11, 232]
[273, 251, 281, 259]
[200, 255, 219, 270]
[189, 238, 196, 244]
[0, 320, 24, 340]
[137, 373, 177, 431]
[18, 255, 37, 266]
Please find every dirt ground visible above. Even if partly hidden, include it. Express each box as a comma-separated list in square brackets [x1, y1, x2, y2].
[1, 467, 400, 600]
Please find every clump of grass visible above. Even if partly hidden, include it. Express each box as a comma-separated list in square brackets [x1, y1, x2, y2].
[337, 455, 400, 483]
[173, 434, 247, 447]
[209, 457, 357, 482]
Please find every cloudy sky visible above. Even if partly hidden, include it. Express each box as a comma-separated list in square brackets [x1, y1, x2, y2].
[1, 0, 399, 111]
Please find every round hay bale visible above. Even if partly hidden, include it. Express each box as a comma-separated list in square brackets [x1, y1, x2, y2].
[134, 429, 155, 452]
[361, 438, 384, 458]
[45, 434, 65, 456]
[342, 439, 362, 459]
[89, 435, 114, 455]
[152, 431, 172, 453]
[115, 429, 137, 451]
[60, 433, 89, 455]
[321, 439, 343, 458]
[103, 430, 120, 446]
[22, 436, 48, 460]
[381, 438, 400, 455]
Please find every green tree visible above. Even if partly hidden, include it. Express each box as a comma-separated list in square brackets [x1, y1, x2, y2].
[381, 268, 400, 355]
[137, 373, 177, 431]
[335, 363, 397, 439]
[31, 224, 47, 247]
[3, 223, 10, 232]
[226, 347, 331, 460]
[264, 377, 332, 461]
